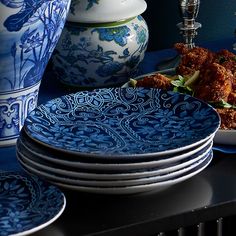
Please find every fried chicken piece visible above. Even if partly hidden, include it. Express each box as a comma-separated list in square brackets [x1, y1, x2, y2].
[136, 73, 173, 90]
[228, 92, 236, 105]
[214, 49, 236, 75]
[170, 44, 236, 130]
[174, 43, 189, 55]
[216, 108, 236, 130]
[175, 43, 215, 76]
[194, 63, 233, 102]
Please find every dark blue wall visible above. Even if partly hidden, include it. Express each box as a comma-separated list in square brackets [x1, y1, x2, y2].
[142, 0, 236, 51]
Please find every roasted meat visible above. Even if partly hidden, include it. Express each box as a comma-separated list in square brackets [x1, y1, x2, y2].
[214, 49, 236, 76]
[216, 108, 236, 130]
[193, 62, 234, 103]
[228, 92, 236, 105]
[136, 73, 173, 90]
[174, 43, 236, 129]
[134, 43, 236, 130]
[175, 43, 215, 76]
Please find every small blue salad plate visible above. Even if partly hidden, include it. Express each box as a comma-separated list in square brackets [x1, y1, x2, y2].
[0, 171, 65, 236]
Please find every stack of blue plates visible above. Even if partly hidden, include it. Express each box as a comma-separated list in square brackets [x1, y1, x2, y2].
[16, 87, 220, 194]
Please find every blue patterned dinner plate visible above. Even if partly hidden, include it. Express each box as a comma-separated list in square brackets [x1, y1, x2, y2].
[24, 88, 220, 160]
[0, 171, 65, 236]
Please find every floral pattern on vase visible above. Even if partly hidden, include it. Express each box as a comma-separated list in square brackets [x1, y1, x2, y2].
[0, 0, 71, 146]
[52, 15, 149, 87]
[0, 0, 71, 91]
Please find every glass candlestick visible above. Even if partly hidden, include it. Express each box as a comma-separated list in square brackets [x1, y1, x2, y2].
[156, 0, 202, 70]
[233, 12, 236, 51]
[177, 0, 201, 49]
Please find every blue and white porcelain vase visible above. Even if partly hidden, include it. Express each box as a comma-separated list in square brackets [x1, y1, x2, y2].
[0, 0, 71, 146]
[52, 0, 148, 88]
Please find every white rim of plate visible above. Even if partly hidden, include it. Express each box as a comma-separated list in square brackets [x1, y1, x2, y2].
[24, 125, 218, 160]
[17, 141, 213, 181]
[32, 153, 213, 195]
[17, 133, 214, 171]
[17, 150, 212, 188]
[11, 197, 66, 236]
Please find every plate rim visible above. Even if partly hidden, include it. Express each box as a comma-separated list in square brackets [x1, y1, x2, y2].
[28, 152, 213, 195]
[17, 131, 214, 170]
[16, 150, 212, 188]
[16, 142, 213, 182]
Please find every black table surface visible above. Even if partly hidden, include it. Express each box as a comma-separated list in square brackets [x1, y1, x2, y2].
[27, 152, 235, 236]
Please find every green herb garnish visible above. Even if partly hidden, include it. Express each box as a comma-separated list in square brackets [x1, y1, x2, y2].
[129, 78, 137, 87]
[209, 99, 236, 109]
[218, 56, 227, 64]
[171, 75, 193, 95]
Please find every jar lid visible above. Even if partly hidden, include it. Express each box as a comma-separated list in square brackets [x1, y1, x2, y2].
[67, 0, 147, 23]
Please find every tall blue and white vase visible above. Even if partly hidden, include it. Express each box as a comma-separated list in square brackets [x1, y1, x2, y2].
[0, 0, 71, 146]
[52, 0, 149, 88]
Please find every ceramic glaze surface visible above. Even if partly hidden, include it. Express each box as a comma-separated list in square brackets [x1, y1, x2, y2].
[0, 0, 71, 92]
[0, 0, 71, 145]
[0, 83, 40, 146]
[17, 150, 212, 187]
[17, 140, 213, 180]
[52, 15, 149, 87]
[18, 129, 214, 170]
[19, 152, 213, 194]
[68, 0, 147, 23]
[24, 87, 220, 159]
[0, 171, 65, 236]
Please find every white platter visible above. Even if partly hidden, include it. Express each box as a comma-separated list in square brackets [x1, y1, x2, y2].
[214, 129, 236, 146]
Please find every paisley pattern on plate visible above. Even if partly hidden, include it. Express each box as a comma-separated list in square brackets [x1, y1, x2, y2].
[24, 88, 220, 159]
[0, 171, 65, 236]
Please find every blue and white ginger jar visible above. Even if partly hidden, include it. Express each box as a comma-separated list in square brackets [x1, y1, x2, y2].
[0, 0, 71, 146]
[52, 15, 149, 88]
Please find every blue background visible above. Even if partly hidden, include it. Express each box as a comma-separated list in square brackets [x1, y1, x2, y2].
[142, 0, 236, 51]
